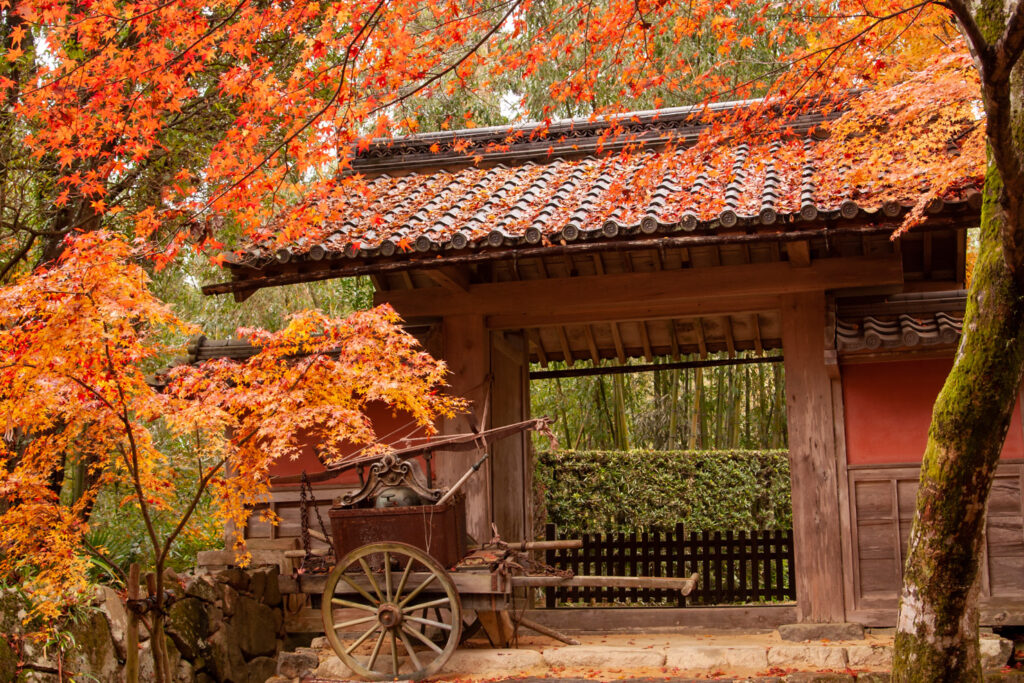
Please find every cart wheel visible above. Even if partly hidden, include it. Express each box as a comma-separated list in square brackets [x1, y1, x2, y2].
[322, 541, 462, 681]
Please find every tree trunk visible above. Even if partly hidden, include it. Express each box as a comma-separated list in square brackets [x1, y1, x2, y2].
[892, 151, 1024, 681]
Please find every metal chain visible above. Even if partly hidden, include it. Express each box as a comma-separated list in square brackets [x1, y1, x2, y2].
[299, 472, 312, 561]
[303, 470, 335, 555]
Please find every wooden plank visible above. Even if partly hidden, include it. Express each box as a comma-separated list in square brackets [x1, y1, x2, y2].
[425, 266, 471, 292]
[511, 574, 698, 591]
[490, 330, 531, 544]
[781, 292, 846, 622]
[639, 321, 653, 361]
[831, 374, 858, 621]
[584, 325, 601, 364]
[441, 314, 492, 543]
[520, 605, 798, 631]
[376, 256, 904, 325]
[281, 570, 503, 596]
[527, 328, 548, 367]
[610, 323, 627, 363]
[557, 326, 575, 366]
[786, 241, 812, 267]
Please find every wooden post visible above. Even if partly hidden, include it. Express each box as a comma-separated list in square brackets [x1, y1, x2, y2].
[490, 331, 532, 542]
[781, 292, 846, 622]
[439, 314, 492, 543]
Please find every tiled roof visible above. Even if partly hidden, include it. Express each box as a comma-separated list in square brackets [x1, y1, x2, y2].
[836, 292, 966, 353]
[219, 101, 981, 279]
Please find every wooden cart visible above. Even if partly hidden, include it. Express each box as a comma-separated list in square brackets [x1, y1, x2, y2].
[277, 419, 699, 681]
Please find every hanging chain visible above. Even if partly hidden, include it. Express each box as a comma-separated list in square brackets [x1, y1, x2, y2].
[299, 472, 313, 561]
[298, 471, 335, 575]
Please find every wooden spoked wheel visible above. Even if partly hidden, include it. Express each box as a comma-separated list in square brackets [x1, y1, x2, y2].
[322, 542, 463, 681]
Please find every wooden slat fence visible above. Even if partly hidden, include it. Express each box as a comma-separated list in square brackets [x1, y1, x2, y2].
[543, 523, 796, 608]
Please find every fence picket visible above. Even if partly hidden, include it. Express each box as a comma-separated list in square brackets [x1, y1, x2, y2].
[542, 524, 796, 608]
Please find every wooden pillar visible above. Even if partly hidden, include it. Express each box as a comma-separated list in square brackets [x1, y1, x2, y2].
[781, 292, 847, 622]
[489, 331, 532, 543]
[440, 314, 492, 544]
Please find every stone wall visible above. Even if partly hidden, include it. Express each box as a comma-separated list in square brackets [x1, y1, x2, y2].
[3, 567, 288, 683]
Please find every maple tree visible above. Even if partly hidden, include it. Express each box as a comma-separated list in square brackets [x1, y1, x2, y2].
[0, 231, 464, 682]
[0, 0, 1021, 678]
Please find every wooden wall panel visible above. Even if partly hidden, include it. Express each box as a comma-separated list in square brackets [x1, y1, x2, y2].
[847, 464, 1024, 624]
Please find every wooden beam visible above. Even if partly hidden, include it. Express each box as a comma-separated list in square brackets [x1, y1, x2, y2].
[781, 292, 846, 622]
[584, 325, 601, 364]
[530, 354, 783, 380]
[723, 316, 736, 358]
[752, 314, 763, 355]
[490, 294, 783, 329]
[786, 241, 812, 267]
[439, 314, 492, 543]
[591, 253, 605, 275]
[205, 222, 975, 297]
[639, 321, 653, 361]
[610, 323, 626, 364]
[696, 318, 708, 359]
[528, 328, 548, 367]
[425, 266, 471, 292]
[667, 320, 680, 360]
[376, 256, 904, 328]
[557, 326, 575, 366]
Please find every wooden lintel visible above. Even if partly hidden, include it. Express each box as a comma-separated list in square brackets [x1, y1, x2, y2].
[376, 256, 904, 329]
[425, 266, 471, 292]
[786, 240, 812, 267]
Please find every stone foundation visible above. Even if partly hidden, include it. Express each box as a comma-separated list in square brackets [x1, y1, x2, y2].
[3, 567, 289, 683]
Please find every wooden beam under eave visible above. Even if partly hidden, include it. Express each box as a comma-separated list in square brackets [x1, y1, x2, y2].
[667, 320, 680, 360]
[723, 316, 736, 358]
[610, 323, 626, 364]
[786, 241, 812, 267]
[639, 321, 653, 361]
[695, 318, 708, 359]
[376, 256, 903, 328]
[528, 328, 549, 368]
[584, 325, 601, 365]
[557, 327, 575, 366]
[424, 266, 471, 292]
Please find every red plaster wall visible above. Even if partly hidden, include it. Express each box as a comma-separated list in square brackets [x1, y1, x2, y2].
[843, 358, 1024, 465]
[268, 402, 429, 488]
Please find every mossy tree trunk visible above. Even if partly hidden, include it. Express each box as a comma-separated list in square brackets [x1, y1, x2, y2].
[893, 2, 1024, 679]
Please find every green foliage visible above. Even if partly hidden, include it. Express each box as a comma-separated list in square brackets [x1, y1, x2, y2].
[536, 449, 792, 534]
[531, 354, 788, 452]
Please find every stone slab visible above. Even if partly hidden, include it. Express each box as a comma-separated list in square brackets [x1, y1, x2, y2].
[664, 645, 769, 673]
[768, 645, 848, 670]
[313, 655, 353, 680]
[846, 644, 892, 669]
[981, 636, 1014, 670]
[442, 648, 546, 675]
[777, 623, 865, 642]
[542, 646, 666, 669]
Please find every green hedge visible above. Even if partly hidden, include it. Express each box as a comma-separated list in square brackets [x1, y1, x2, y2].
[535, 449, 792, 535]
